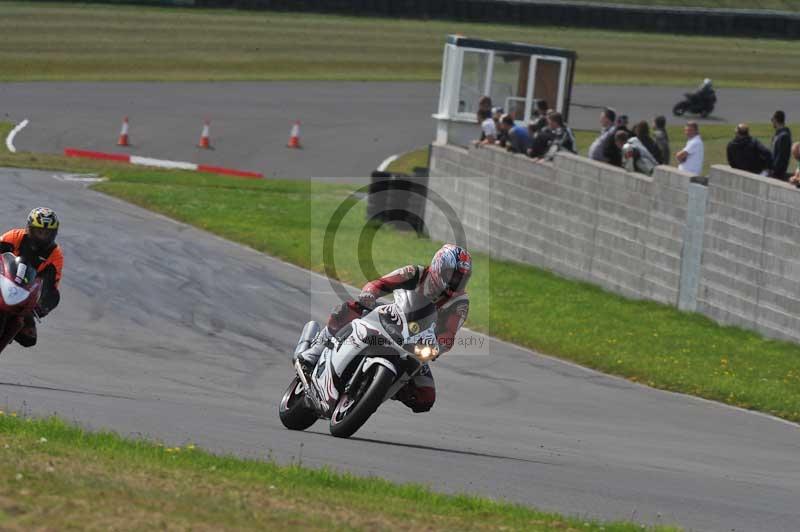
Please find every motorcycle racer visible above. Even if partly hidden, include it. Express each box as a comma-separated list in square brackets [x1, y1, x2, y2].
[0, 208, 63, 348]
[298, 244, 472, 413]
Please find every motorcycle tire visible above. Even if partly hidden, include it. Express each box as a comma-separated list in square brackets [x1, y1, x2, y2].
[279, 375, 318, 431]
[329, 364, 394, 439]
[672, 102, 688, 117]
[700, 106, 713, 118]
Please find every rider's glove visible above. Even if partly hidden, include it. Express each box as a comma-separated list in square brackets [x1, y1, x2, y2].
[358, 291, 377, 310]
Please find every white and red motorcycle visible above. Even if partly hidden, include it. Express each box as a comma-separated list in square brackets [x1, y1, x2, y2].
[279, 289, 440, 438]
[0, 252, 42, 355]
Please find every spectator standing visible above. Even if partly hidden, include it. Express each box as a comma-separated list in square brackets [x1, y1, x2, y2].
[475, 109, 496, 146]
[588, 108, 617, 163]
[726, 123, 772, 175]
[528, 100, 549, 136]
[611, 130, 629, 168]
[529, 111, 577, 160]
[632, 121, 661, 166]
[499, 115, 531, 154]
[770, 110, 792, 180]
[621, 134, 659, 176]
[543, 111, 576, 158]
[615, 114, 632, 137]
[789, 142, 800, 187]
[676, 121, 704, 175]
[653, 115, 670, 165]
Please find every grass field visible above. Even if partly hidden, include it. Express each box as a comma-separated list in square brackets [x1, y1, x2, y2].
[0, 415, 675, 531]
[1, 2, 800, 88]
[577, 0, 800, 9]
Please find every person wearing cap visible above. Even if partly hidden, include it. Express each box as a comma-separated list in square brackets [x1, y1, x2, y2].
[770, 110, 792, 181]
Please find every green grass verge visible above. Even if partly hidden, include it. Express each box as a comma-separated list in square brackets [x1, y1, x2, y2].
[3, 120, 800, 423]
[575, 0, 800, 9]
[0, 414, 675, 531]
[2, 1, 800, 88]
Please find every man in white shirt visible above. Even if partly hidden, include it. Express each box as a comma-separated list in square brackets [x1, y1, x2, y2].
[676, 121, 704, 175]
[475, 108, 497, 146]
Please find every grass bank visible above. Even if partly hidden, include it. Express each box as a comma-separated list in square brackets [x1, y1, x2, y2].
[1, 1, 800, 88]
[0, 414, 673, 531]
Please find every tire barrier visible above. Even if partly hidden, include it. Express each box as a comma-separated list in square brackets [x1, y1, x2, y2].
[367, 171, 429, 235]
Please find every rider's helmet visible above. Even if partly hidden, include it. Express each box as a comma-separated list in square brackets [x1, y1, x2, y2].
[26, 207, 59, 251]
[423, 244, 472, 302]
[702, 78, 712, 88]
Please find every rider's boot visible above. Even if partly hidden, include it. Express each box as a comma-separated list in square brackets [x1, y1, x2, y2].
[297, 326, 332, 371]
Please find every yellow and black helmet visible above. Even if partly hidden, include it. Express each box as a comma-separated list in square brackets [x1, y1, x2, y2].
[26, 207, 59, 250]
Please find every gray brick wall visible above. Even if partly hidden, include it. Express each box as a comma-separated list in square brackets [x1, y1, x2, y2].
[427, 143, 800, 344]
[698, 166, 800, 342]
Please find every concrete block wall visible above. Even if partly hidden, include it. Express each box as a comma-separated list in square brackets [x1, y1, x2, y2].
[427, 144, 691, 306]
[427, 143, 800, 344]
[698, 166, 800, 342]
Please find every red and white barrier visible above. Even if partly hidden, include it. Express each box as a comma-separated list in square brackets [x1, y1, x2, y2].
[64, 148, 263, 179]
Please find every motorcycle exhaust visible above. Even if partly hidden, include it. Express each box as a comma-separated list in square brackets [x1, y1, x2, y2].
[293, 320, 320, 359]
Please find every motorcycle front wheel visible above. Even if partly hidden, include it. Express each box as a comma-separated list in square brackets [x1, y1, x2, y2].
[700, 105, 713, 118]
[279, 375, 318, 430]
[329, 364, 394, 439]
[672, 102, 688, 117]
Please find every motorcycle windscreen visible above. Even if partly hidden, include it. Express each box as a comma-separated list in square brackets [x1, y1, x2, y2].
[0, 275, 31, 306]
[0, 252, 37, 287]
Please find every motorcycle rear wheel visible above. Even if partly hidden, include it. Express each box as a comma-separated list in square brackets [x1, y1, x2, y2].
[279, 375, 318, 430]
[329, 365, 394, 439]
[672, 102, 688, 117]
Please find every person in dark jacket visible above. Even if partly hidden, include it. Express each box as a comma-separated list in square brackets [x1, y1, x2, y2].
[633, 121, 661, 166]
[770, 110, 792, 180]
[727, 123, 772, 175]
[653, 115, 670, 165]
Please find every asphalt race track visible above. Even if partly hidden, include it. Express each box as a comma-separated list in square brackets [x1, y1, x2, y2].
[1, 167, 798, 531]
[3, 82, 798, 178]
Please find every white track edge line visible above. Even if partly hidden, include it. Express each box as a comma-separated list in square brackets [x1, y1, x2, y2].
[376, 153, 399, 172]
[6, 119, 29, 153]
[130, 155, 198, 171]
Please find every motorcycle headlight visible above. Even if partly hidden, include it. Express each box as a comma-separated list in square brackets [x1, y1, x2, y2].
[413, 343, 439, 362]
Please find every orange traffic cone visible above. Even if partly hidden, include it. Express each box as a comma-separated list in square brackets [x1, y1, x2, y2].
[287, 120, 301, 149]
[117, 116, 130, 146]
[198, 120, 211, 149]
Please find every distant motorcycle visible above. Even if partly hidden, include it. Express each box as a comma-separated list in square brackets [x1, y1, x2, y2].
[279, 289, 440, 438]
[0, 253, 42, 354]
[673, 89, 716, 118]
